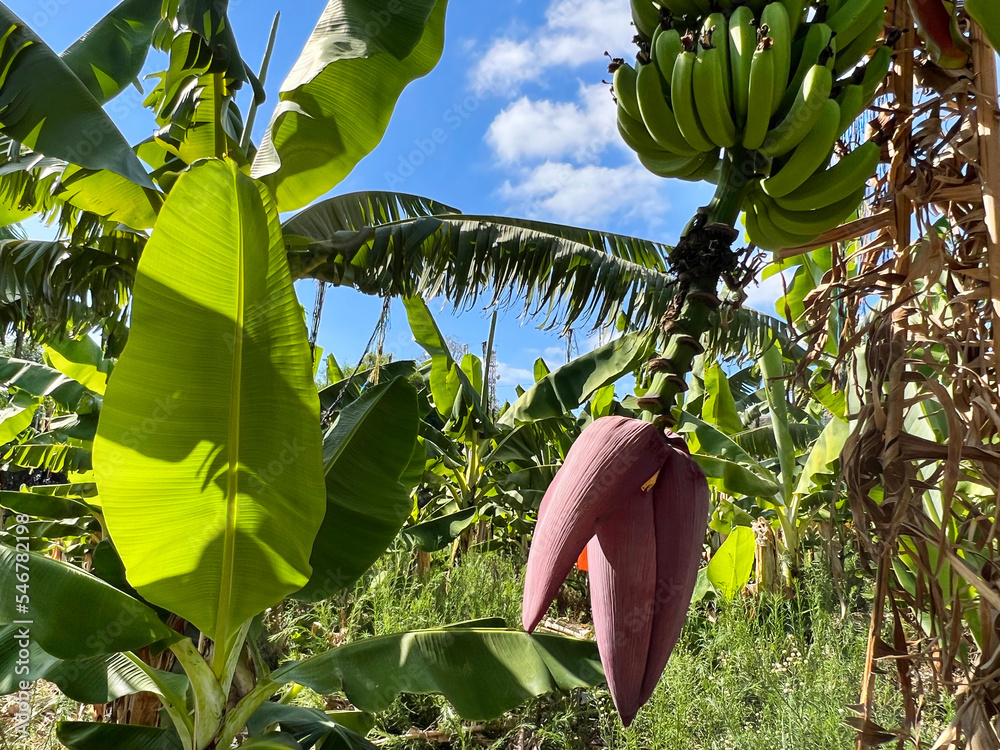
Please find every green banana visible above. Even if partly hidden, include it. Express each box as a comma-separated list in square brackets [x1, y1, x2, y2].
[729, 5, 757, 129]
[773, 139, 879, 210]
[780, 0, 808, 35]
[762, 99, 842, 198]
[745, 200, 809, 251]
[612, 59, 643, 121]
[778, 23, 836, 116]
[684, 148, 722, 182]
[760, 185, 866, 235]
[743, 38, 776, 150]
[759, 64, 834, 158]
[693, 15, 737, 148]
[828, 0, 885, 49]
[701, 13, 733, 104]
[833, 5, 884, 76]
[744, 201, 774, 249]
[760, 3, 792, 114]
[618, 106, 672, 156]
[636, 62, 700, 155]
[639, 149, 715, 179]
[631, 0, 660, 40]
[836, 82, 865, 134]
[860, 43, 894, 103]
[671, 45, 717, 153]
[654, 28, 685, 85]
[753, 195, 818, 248]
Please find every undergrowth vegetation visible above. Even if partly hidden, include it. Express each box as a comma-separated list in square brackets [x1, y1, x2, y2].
[261, 549, 953, 749]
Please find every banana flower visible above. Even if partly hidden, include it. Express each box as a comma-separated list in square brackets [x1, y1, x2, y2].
[522, 416, 709, 725]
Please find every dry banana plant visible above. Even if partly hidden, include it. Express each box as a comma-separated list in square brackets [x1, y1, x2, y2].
[778, 0, 1000, 746]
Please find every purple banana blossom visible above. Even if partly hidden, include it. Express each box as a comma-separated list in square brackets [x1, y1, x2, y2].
[522, 416, 709, 726]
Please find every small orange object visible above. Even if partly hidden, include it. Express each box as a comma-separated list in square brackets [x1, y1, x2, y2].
[576, 546, 589, 572]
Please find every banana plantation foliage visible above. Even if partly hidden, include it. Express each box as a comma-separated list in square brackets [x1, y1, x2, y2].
[0, 0, 997, 748]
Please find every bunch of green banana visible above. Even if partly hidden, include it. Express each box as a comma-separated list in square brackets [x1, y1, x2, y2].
[616, 0, 894, 249]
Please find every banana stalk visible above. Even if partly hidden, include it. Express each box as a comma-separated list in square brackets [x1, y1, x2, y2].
[637, 147, 755, 428]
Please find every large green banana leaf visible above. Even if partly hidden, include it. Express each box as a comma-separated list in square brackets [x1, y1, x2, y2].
[0, 6, 151, 186]
[43, 336, 113, 396]
[966, 0, 1000, 49]
[57, 166, 162, 231]
[761, 339, 796, 503]
[295, 378, 419, 601]
[500, 331, 655, 425]
[57, 723, 184, 750]
[707, 526, 755, 600]
[0, 487, 93, 518]
[679, 412, 766, 469]
[59, 0, 160, 103]
[404, 295, 491, 430]
[794, 417, 849, 496]
[271, 627, 603, 720]
[252, 0, 447, 210]
[0, 393, 36, 445]
[0, 547, 173, 659]
[731, 422, 824, 459]
[679, 410, 781, 497]
[92, 160, 326, 654]
[0, 356, 96, 410]
[247, 703, 375, 750]
[241, 735, 305, 750]
[318, 359, 418, 412]
[702, 363, 744, 435]
[0, 625, 187, 704]
[401, 507, 477, 552]
[691, 454, 781, 499]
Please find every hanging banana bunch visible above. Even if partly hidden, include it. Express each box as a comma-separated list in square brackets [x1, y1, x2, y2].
[616, 0, 894, 250]
[521, 4, 901, 726]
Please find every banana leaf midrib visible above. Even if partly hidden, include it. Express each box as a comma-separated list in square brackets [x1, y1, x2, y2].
[214, 166, 247, 671]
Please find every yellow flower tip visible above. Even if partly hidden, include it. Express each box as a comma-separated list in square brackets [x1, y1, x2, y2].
[641, 471, 660, 492]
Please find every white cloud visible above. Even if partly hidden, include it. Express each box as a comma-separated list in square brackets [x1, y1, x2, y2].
[743, 269, 789, 316]
[477, 0, 675, 233]
[486, 83, 616, 164]
[496, 362, 534, 386]
[471, 0, 631, 96]
[497, 159, 670, 227]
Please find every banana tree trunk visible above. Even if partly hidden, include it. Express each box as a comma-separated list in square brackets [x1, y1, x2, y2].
[752, 517, 782, 596]
[637, 147, 754, 425]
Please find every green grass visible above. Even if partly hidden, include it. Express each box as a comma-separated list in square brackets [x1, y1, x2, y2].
[271, 548, 954, 749]
[5, 548, 951, 748]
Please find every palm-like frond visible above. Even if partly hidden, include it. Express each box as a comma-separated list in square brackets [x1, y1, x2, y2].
[706, 305, 803, 364]
[285, 193, 677, 332]
[284, 191, 461, 236]
[731, 421, 824, 460]
[0, 235, 141, 339]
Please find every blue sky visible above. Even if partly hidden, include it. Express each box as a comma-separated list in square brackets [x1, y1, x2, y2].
[11, 0, 784, 398]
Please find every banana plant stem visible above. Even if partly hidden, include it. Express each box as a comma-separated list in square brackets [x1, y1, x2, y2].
[639, 146, 756, 428]
[706, 146, 756, 226]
